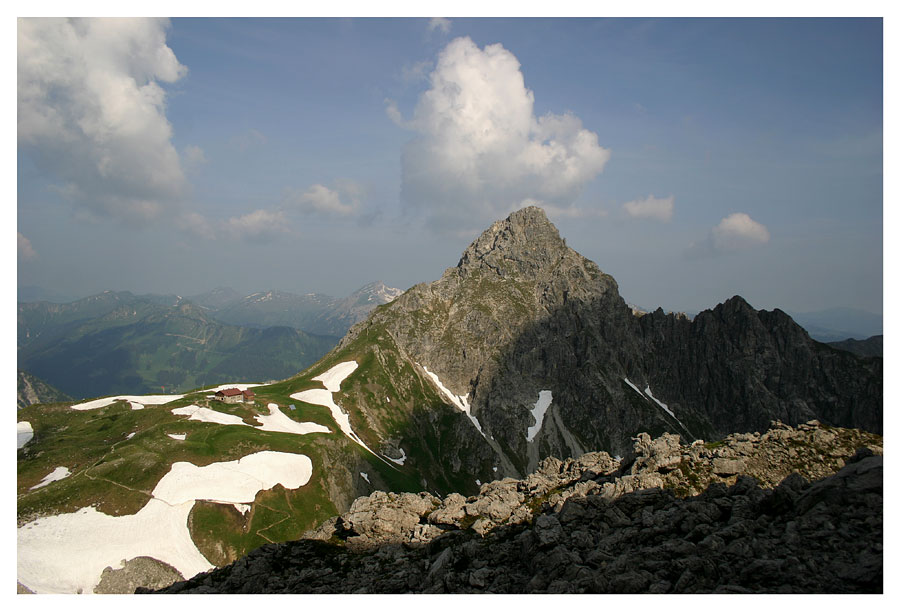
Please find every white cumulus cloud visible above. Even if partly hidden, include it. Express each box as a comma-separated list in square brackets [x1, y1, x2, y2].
[284, 181, 363, 217]
[428, 18, 452, 34]
[18, 18, 188, 223]
[392, 36, 610, 232]
[711, 213, 770, 250]
[18, 233, 37, 260]
[686, 212, 770, 258]
[623, 195, 674, 222]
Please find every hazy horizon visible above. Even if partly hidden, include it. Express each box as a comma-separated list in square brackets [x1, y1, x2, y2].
[17, 18, 883, 316]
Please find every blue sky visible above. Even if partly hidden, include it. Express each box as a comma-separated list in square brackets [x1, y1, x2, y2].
[16, 16, 884, 314]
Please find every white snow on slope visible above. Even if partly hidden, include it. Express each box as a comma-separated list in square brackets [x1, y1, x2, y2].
[199, 383, 263, 393]
[29, 467, 71, 490]
[644, 386, 676, 419]
[233, 504, 251, 515]
[360, 472, 370, 483]
[126, 432, 135, 440]
[526, 390, 553, 442]
[17, 421, 33, 448]
[167, 433, 186, 441]
[624, 378, 646, 399]
[387, 448, 407, 466]
[17, 451, 312, 594]
[70, 394, 184, 411]
[256, 403, 330, 435]
[172, 405, 249, 427]
[290, 361, 380, 457]
[129, 402, 144, 410]
[419, 364, 486, 438]
[170, 403, 330, 436]
[644, 386, 690, 434]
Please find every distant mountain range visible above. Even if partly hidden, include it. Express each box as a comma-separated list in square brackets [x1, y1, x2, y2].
[17, 283, 403, 400]
[17, 292, 338, 400]
[785, 308, 883, 343]
[191, 281, 403, 336]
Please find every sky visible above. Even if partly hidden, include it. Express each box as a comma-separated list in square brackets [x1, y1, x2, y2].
[16, 15, 885, 315]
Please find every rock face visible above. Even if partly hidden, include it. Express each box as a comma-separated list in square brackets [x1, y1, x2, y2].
[17, 370, 71, 408]
[145, 421, 882, 594]
[93, 556, 183, 594]
[309, 206, 881, 491]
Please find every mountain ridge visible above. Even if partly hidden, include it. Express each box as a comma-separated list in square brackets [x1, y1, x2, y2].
[321, 207, 881, 483]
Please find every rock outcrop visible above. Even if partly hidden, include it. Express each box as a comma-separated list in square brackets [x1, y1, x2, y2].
[144, 421, 882, 594]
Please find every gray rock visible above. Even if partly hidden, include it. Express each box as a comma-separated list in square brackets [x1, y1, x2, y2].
[94, 556, 183, 594]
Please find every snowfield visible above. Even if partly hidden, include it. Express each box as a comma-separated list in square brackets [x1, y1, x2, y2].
[526, 390, 553, 442]
[256, 403, 330, 435]
[167, 433, 186, 441]
[17, 451, 312, 594]
[419, 364, 486, 438]
[171, 404, 249, 427]
[290, 361, 378, 455]
[29, 467, 71, 490]
[199, 383, 263, 393]
[70, 394, 184, 411]
[170, 403, 330, 436]
[17, 421, 34, 449]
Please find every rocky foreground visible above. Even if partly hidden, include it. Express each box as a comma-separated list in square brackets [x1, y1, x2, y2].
[143, 421, 882, 594]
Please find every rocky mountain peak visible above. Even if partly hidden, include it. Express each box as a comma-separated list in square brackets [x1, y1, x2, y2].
[455, 206, 573, 281]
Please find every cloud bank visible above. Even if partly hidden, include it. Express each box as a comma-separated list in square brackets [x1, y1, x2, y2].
[393, 37, 610, 232]
[623, 195, 674, 222]
[18, 18, 188, 223]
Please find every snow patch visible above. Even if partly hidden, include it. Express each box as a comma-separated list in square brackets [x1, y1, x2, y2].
[71, 394, 184, 411]
[644, 386, 689, 433]
[167, 433, 186, 441]
[526, 390, 553, 442]
[476, 479, 482, 486]
[360, 472, 370, 484]
[30, 467, 71, 490]
[387, 448, 407, 466]
[255, 403, 330, 435]
[419, 364, 486, 438]
[129, 402, 144, 410]
[17, 451, 312, 594]
[17, 421, 33, 449]
[199, 383, 263, 393]
[624, 378, 646, 400]
[644, 386, 676, 419]
[170, 403, 329, 436]
[126, 432, 136, 440]
[290, 361, 383, 459]
[232, 504, 251, 515]
[172, 405, 248, 427]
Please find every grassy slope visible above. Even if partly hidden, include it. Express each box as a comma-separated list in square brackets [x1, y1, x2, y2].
[17, 334, 432, 568]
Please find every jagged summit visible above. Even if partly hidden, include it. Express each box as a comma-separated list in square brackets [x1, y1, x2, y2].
[455, 206, 571, 279]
